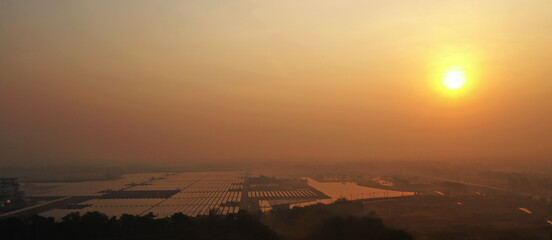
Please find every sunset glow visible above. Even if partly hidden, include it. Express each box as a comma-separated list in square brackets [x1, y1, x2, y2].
[1, 2, 552, 238]
[1, 0, 551, 164]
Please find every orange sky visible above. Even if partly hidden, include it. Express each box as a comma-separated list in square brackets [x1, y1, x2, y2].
[1, 1, 551, 165]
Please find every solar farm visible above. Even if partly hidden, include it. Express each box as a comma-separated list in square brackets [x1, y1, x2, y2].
[15, 171, 412, 219]
[27, 172, 244, 219]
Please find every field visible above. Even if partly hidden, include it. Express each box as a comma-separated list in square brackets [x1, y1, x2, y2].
[362, 195, 552, 240]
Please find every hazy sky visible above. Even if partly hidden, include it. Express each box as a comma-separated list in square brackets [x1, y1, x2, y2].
[1, 0, 551, 165]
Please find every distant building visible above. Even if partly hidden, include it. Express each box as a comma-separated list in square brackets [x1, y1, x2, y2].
[0, 178, 24, 208]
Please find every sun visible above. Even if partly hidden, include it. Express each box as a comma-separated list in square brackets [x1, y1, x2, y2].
[443, 70, 466, 90]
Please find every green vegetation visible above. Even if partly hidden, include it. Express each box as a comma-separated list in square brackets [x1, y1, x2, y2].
[262, 199, 413, 240]
[0, 211, 279, 240]
[304, 216, 413, 240]
[0, 204, 413, 240]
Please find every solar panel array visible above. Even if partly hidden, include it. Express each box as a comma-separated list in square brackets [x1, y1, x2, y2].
[26, 173, 169, 197]
[145, 172, 243, 218]
[247, 190, 318, 198]
[38, 171, 244, 219]
[33, 171, 412, 220]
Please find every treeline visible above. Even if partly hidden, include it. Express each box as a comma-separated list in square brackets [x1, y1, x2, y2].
[0, 211, 278, 240]
[305, 216, 413, 240]
[263, 199, 413, 240]
[0, 206, 413, 240]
